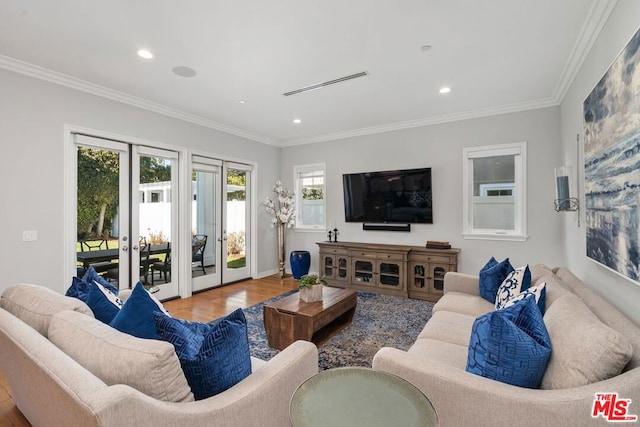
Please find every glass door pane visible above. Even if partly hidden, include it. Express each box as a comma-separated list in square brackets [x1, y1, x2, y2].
[192, 158, 222, 292]
[135, 146, 178, 300]
[75, 137, 130, 289]
[223, 164, 251, 283]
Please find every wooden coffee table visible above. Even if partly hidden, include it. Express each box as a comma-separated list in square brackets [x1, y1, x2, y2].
[263, 287, 357, 350]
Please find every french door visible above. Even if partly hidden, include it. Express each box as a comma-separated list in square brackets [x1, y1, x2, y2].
[191, 157, 252, 290]
[74, 134, 179, 299]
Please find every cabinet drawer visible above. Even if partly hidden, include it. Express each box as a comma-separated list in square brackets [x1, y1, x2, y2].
[321, 247, 348, 256]
[409, 254, 451, 264]
[379, 252, 405, 261]
[352, 251, 405, 261]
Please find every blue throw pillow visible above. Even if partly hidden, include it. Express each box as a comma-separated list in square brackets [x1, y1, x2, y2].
[479, 257, 514, 303]
[85, 282, 123, 324]
[65, 276, 91, 301]
[110, 282, 171, 339]
[466, 294, 551, 388]
[82, 266, 119, 295]
[495, 265, 531, 309]
[154, 309, 252, 400]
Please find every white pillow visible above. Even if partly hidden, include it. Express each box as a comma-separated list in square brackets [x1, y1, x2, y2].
[495, 265, 531, 310]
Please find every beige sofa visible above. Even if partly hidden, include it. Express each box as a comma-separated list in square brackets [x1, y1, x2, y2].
[373, 265, 640, 426]
[0, 284, 318, 427]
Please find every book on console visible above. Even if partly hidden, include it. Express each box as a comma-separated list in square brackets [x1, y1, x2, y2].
[426, 240, 451, 249]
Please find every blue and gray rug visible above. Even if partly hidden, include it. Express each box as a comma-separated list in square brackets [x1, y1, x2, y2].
[244, 290, 435, 370]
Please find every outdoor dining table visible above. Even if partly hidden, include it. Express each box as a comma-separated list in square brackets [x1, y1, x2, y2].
[77, 244, 168, 270]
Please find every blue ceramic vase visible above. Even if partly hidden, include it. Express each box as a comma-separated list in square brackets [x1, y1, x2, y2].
[290, 251, 311, 280]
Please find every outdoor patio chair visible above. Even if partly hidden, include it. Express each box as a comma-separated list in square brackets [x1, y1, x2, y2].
[192, 235, 207, 275]
[151, 242, 171, 284]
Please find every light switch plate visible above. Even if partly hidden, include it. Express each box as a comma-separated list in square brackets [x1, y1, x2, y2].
[23, 230, 38, 241]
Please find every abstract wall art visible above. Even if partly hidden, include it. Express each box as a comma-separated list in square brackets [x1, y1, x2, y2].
[583, 27, 640, 282]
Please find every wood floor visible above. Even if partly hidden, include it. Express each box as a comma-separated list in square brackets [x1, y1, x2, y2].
[0, 275, 298, 427]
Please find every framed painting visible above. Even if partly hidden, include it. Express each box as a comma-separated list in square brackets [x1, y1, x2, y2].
[583, 27, 640, 282]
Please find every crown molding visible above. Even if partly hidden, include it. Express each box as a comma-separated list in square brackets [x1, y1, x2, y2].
[0, 0, 616, 149]
[280, 97, 558, 147]
[551, 0, 618, 103]
[0, 55, 277, 146]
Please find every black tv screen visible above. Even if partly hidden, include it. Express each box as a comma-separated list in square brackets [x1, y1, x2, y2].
[343, 167, 433, 224]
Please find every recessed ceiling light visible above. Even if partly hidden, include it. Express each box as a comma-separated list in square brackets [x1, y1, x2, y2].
[239, 100, 246, 104]
[420, 45, 432, 52]
[439, 86, 451, 94]
[293, 118, 302, 124]
[137, 49, 154, 59]
[172, 66, 197, 78]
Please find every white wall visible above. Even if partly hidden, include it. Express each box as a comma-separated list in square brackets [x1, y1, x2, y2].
[0, 68, 281, 294]
[281, 107, 565, 276]
[560, 0, 640, 325]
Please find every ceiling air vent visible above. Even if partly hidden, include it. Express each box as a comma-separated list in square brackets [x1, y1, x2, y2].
[283, 71, 369, 96]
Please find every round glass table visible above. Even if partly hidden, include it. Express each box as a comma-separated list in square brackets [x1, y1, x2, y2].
[290, 367, 437, 427]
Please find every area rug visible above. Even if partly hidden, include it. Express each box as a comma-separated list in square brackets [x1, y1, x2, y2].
[243, 290, 434, 370]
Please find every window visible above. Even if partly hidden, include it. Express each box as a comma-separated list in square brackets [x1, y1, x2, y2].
[294, 163, 325, 230]
[462, 142, 527, 241]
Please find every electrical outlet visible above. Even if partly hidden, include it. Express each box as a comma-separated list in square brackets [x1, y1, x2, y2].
[22, 230, 38, 241]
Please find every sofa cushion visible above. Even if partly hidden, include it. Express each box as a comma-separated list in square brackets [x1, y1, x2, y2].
[495, 265, 531, 309]
[48, 310, 194, 402]
[409, 338, 469, 369]
[467, 294, 551, 388]
[541, 294, 633, 389]
[537, 274, 570, 308]
[110, 282, 170, 339]
[86, 282, 123, 324]
[155, 309, 252, 400]
[433, 292, 495, 318]
[529, 264, 553, 287]
[478, 257, 514, 304]
[417, 310, 475, 347]
[0, 284, 93, 337]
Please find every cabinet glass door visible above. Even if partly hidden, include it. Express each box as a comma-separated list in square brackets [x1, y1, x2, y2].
[412, 264, 427, 289]
[353, 259, 374, 284]
[379, 262, 401, 287]
[323, 256, 335, 279]
[337, 257, 348, 280]
[432, 265, 447, 292]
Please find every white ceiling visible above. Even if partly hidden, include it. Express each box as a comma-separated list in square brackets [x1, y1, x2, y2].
[0, 1, 616, 146]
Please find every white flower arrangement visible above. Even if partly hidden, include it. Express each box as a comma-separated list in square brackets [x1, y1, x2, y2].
[264, 180, 296, 228]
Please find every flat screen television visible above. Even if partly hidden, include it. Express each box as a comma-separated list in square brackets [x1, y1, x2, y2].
[343, 167, 433, 224]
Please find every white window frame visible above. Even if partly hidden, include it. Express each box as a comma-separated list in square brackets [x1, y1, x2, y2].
[462, 142, 528, 241]
[293, 163, 326, 231]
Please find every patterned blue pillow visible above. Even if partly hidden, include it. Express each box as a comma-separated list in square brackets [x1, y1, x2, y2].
[65, 276, 90, 301]
[110, 282, 171, 339]
[82, 266, 119, 295]
[154, 309, 252, 400]
[495, 265, 531, 309]
[479, 257, 514, 303]
[85, 282, 123, 323]
[500, 282, 547, 314]
[466, 294, 551, 388]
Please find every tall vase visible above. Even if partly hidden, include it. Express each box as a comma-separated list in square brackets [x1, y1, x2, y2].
[277, 222, 286, 278]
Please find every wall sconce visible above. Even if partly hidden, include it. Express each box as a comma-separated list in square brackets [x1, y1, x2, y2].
[554, 166, 579, 212]
[553, 134, 581, 226]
